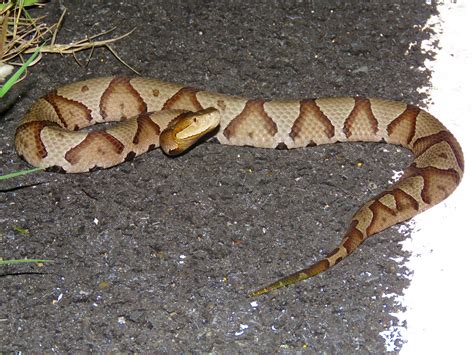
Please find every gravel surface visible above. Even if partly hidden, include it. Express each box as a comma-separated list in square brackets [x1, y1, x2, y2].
[1, 1, 438, 352]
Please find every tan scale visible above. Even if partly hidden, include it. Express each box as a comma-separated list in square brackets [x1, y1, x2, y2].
[288, 99, 336, 147]
[415, 141, 462, 172]
[40, 126, 89, 169]
[20, 100, 59, 125]
[14, 76, 464, 296]
[262, 100, 301, 147]
[369, 99, 408, 141]
[129, 77, 183, 113]
[396, 175, 429, 210]
[375, 193, 398, 211]
[55, 77, 113, 123]
[411, 110, 448, 144]
[315, 97, 356, 142]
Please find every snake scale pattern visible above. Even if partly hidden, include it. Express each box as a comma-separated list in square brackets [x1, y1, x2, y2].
[14, 77, 464, 296]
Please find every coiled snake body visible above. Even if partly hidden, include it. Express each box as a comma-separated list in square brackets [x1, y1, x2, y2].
[15, 77, 464, 296]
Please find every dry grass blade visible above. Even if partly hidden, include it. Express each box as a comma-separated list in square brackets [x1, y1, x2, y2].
[0, 10, 8, 58]
[1, 4, 57, 66]
[0, 2, 136, 89]
[27, 27, 136, 55]
[24, 27, 139, 74]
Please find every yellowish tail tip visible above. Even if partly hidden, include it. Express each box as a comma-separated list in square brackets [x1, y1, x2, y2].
[249, 271, 310, 297]
[249, 259, 331, 297]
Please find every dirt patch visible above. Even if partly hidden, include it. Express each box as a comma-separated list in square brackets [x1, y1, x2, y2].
[1, 1, 437, 352]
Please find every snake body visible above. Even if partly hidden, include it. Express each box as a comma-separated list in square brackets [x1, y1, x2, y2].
[14, 77, 464, 296]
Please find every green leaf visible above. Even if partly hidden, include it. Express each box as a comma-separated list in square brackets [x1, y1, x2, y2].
[0, 167, 42, 180]
[23, 0, 40, 6]
[0, 44, 43, 98]
[0, 259, 52, 265]
[13, 225, 29, 235]
[0, 1, 39, 11]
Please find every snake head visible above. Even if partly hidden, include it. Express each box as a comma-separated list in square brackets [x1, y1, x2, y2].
[160, 107, 221, 155]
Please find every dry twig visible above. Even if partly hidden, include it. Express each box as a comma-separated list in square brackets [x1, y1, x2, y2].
[0, 1, 135, 74]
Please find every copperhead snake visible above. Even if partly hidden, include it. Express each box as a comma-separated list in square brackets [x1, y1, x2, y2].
[14, 77, 464, 296]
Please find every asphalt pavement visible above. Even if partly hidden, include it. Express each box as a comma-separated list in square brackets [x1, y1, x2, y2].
[1, 1, 437, 352]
